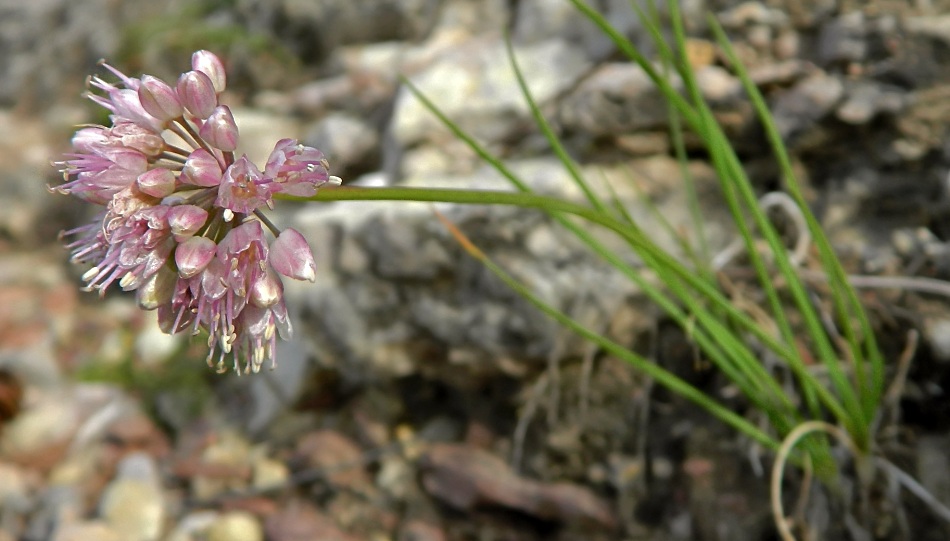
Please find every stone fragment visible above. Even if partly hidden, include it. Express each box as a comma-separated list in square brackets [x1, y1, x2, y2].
[696, 65, 741, 103]
[916, 435, 950, 505]
[924, 318, 950, 362]
[419, 443, 617, 529]
[558, 63, 670, 137]
[52, 521, 122, 541]
[398, 520, 447, 541]
[0, 462, 30, 515]
[251, 455, 289, 492]
[99, 452, 164, 541]
[207, 511, 263, 541]
[818, 11, 867, 64]
[771, 72, 843, 139]
[393, 38, 590, 146]
[717, 1, 788, 27]
[905, 14, 950, 46]
[163, 511, 218, 541]
[304, 113, 380, 178]
[836, 82, 905, 125]
[188, 430, 253, 501]
[0, 393, 77, 466]
[295, 430, 373, 493]
[264, 500, 360, 541]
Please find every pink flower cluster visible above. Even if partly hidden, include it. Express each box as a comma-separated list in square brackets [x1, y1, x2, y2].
[55, 51, 338, 374]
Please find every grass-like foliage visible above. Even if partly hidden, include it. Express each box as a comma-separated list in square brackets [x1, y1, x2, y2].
[396, 0, 882, 473]
[293, 0, 950, 535]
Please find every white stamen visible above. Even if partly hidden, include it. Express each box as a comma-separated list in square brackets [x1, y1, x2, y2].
[82, 266, 100, 282]
[223, 209, 234, 222]
[119, 272, 136, 289]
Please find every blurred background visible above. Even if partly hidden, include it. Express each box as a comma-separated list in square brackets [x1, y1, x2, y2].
[3, 0, 950, 540]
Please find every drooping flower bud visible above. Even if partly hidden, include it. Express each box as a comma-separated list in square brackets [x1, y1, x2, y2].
[138, 75, 183, 122]
[192, 50, 226, 94]
[199, 105, 239, 152]
[249, 267, 283, 308]
[176, 70, 217, 119]
[167, 204, 208, 240]
[136, 265, 177, 310]
[175, 236, 216, 278]
[109, 88, 163, 133]
[181, 149, 223, 187]
[70, 127, 110, 153]
[269, 228, 316, 282]
[136, 168, 176, 198]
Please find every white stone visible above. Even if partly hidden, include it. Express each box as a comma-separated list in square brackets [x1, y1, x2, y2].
[164, 511, 219, 541]
[99, 453, 164, 541]
[207, 512, 263, 541]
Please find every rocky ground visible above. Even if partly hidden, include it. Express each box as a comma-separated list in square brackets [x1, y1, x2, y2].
[3, 0, 950, 540]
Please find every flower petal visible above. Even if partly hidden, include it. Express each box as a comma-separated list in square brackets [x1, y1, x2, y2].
[270, 228, 316, 282]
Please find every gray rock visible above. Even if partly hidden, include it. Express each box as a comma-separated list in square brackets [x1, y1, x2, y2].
[905, 14, 950, 46]
[0, 0, 128, 108]
[303, 112, 380, 177]
[0, 109, 61, 243]
[247, 338, 310, 434]
[558, 63, 671, 137]
[818, 11, 868, 65]
[512, 0, 649, 59]
[0, 463, 30, 518]
[925, 318, 950, 362]
[695, 65, 742, 104]
[392, 38, 591, 146]
[231, 107, 303, 168]
[748, 59, 811, 86]
[717, 2, 789, 28]
[916, 435, 950, 505]
[745, 24, 773, 51]
[24, 485, 83, 541]
[782, 0, 837, 26]
[357, 214, 454, 280]
[771, 71, 844, 140]
[428, 0, 510, 38]
[246, 0, 441, 64]
[773, 28, 801, 60]
[836, 82, 906, 125]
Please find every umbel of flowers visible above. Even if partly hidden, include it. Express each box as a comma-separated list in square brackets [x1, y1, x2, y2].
[55, 51, 338, 374]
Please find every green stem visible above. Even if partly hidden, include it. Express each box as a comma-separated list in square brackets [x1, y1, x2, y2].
[282, 186, 609, 219]
[281, 186, 782, 449]
[286, 185, 856, 436]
